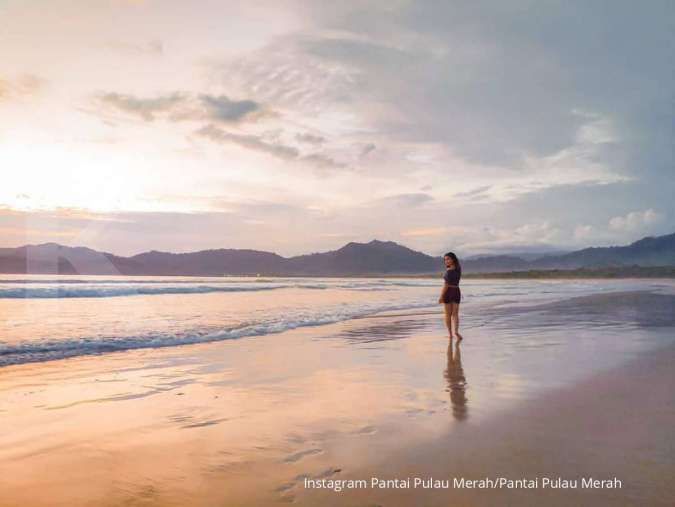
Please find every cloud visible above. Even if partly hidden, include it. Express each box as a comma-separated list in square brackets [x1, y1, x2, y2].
[490, 112, 629, 201]
[457, 221, 564, 253]
[513, 222, 562, 243]
[609, 209, 663, 232]
[360, 143, 376, 158]
[295, 132, 325, 145]
[372, 193, 433, 207]
[104, 39, 164, 56]
[91, 86, 349, 173]
[195, 124, 347, 172]
[574, 225, 594, 240]
[0, 74, 45, 101]
[198, 94, 261, 122]
[300, 152, 346, 171]
[317, 232, 356, 239]
[452, 185, 492, 199]
[195, 124, 299, 160]
[287, 1, 674, 182]
[204, 8, 644, 200]
[218, 36, 362, 114]
[400, 227, 447, 237]
[97, 92, 185, 121]
[93, 90, 268, 128]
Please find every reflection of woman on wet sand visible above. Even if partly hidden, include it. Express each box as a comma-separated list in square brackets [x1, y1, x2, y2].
[444, 340, 468, 421]
[438, 252, 463, 340]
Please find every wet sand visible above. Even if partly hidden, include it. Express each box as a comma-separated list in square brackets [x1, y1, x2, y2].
[300, 343, 675, 507]
[1, 290, 674, 506]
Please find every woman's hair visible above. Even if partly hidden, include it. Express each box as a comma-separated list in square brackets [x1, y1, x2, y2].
[444, 251, 461, 272]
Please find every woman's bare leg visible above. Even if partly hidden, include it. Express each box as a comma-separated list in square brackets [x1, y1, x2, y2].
[443, 303, 453, 337]
[451, 303, 463, 340]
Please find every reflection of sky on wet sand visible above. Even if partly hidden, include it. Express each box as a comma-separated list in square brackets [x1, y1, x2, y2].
[1, 317, 455, 506]
[1, 288, 674, 505]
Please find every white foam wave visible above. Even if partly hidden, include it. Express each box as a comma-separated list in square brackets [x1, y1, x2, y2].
[0, 285, 288, 298]
[0, 278, 439, 298]
[0, 300, 437, 366]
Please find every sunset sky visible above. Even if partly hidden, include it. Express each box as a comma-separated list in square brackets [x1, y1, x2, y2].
[1, 0, 672, 256]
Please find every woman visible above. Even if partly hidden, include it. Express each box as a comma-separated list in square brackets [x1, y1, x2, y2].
[438, 251, 463, 340]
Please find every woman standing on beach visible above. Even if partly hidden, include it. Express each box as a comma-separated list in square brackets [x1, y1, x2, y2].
[438, 252, 463, 340]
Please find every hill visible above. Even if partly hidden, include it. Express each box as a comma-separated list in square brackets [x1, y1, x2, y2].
[1, 232, 673, 276]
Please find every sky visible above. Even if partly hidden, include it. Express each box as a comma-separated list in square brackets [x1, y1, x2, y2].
[0, 0, 673, 257]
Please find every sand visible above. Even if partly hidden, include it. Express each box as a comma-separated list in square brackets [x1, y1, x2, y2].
[1, 290, 674, 506]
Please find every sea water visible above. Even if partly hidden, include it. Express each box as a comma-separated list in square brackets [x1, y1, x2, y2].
[1, 275, 673, 367]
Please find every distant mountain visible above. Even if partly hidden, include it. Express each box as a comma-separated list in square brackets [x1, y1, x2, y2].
[529, 233, 675, 270]
[0, 240, 441, 276]
[284, 240, 438, 275]
[0, 240, 442, 276]
[466, 250, 571, 261]
[127, 249, 285, 276]
[1, 232, 674, 276]
[0, 243, 140, 275]
[461, 233, 675, 272]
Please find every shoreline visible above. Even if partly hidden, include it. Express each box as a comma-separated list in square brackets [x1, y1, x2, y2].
[3, 267, 675, 279]
[4, 284, 674, 370]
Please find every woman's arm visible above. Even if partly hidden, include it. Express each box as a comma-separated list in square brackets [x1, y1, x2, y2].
[438, 282, 449, 304]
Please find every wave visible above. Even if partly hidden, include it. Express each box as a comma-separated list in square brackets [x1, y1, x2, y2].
[0, 285, 289, 298]
[0, 301, 438, 367]
[0, 277, 439, 285]
[0, 279, 439, 298]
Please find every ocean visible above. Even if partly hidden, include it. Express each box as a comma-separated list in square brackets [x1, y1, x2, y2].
[2, 275, 673, 367]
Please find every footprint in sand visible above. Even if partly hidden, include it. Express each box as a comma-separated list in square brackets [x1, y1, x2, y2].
[168, 414, 193, 424]
[180, 417, 229, 429]
[277, 493, 295, 503]
[353, 425, 377, 435]
[275, 482, 295, 493]
[285, 433, 306, 444]
[275, 467, 342, 502]
[312, 467, 342, 479]
[404, 407, 425, 416]
[282, 448, 323, 463]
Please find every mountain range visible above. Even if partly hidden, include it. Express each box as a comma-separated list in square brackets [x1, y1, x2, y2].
[1, 232, 674, 276]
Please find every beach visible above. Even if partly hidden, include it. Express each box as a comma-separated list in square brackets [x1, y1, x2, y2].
[3, 0, 673, 505]
[1, 278, 674, 506]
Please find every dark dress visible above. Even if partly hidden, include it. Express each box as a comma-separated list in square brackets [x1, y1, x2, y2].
[442, 268, 461, 304]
